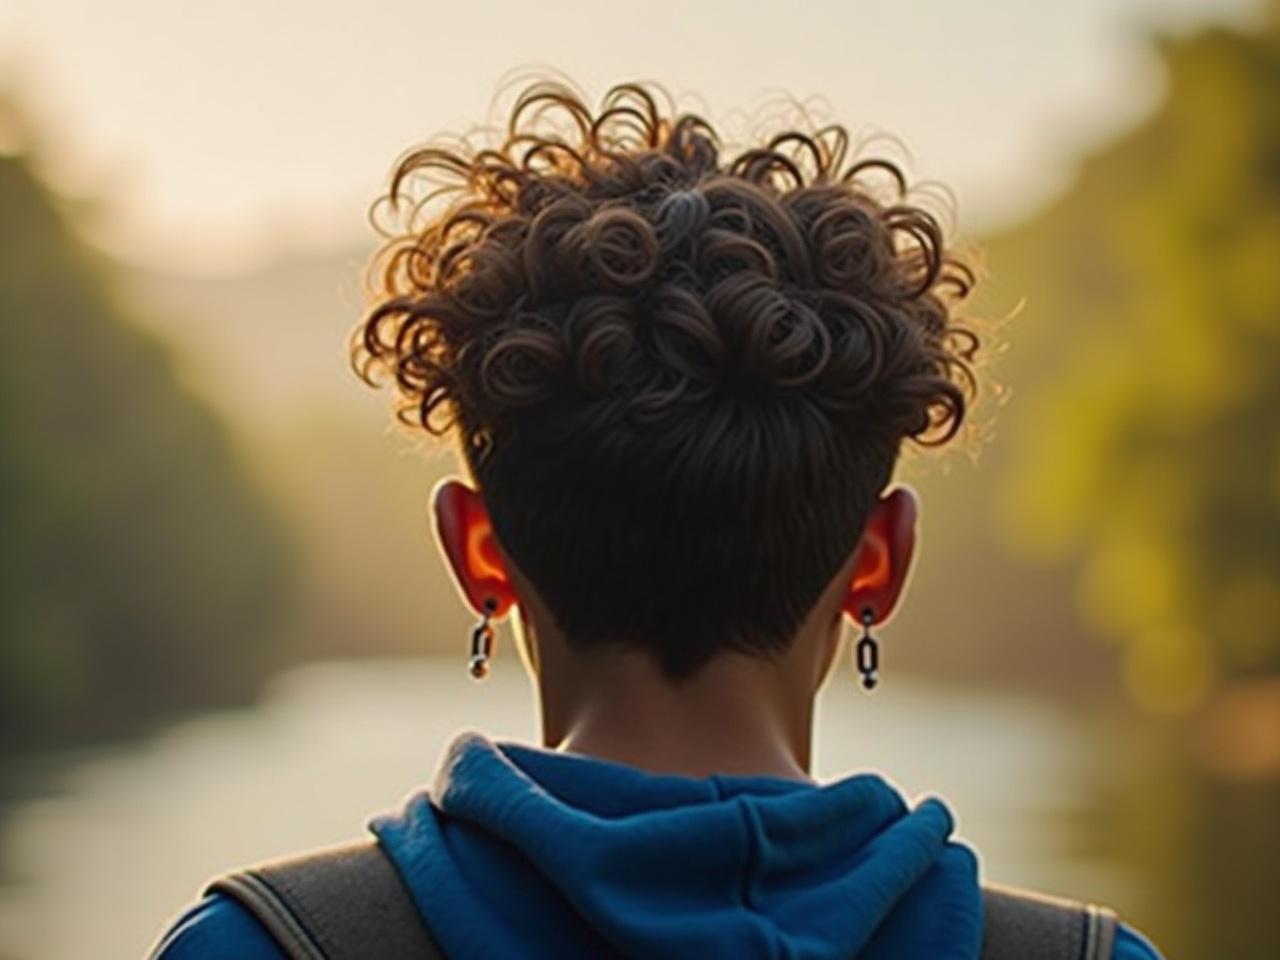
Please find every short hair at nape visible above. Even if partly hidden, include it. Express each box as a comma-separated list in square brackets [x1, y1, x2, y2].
[353, 77, 982, 680]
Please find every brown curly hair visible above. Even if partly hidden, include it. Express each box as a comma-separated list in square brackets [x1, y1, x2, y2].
[353, 77, 981, 679]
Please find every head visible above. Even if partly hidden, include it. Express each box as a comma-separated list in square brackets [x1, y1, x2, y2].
[353, 79, 981, 745]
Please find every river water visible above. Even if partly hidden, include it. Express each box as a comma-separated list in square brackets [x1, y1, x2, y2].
[0, 658, 1137, 959]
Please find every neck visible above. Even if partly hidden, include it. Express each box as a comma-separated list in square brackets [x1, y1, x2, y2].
[542, 649, 816, 783]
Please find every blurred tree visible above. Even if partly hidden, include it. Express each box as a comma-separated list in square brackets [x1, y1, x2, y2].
[0, 101, 297, 753]
[988, 6, 1280, 714]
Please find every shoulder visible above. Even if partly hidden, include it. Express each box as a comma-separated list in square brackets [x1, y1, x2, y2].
[1113, 919, 1166, 960]
[149, 891, 285, 960]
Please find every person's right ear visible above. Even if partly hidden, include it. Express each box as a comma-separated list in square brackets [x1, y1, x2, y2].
[430, 477, 516, 618]
[841, 485, 919, 627]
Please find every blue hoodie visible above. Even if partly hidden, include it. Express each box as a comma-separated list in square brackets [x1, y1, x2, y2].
[152, 730, 1163, 959]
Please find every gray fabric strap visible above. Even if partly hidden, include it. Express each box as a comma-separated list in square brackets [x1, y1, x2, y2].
[981, 883, 1118, 960]
[206, 838, 444, 960]
[207, 842, 1118, 959]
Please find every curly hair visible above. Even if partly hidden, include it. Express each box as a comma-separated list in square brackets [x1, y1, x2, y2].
[353, 77, 982, 679]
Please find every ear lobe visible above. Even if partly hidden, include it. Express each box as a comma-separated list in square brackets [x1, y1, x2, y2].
[431, 477, 515, 616]
[843, 485, 919, 625]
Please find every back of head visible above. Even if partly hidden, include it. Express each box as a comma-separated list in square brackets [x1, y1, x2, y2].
[354, 78, 981, 680]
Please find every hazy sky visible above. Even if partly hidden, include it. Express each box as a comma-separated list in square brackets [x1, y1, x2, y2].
[0, 0, 1262, 275]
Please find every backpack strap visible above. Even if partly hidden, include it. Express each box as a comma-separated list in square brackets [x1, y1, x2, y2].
[206, 841, 1115, 960]
[205, 838, 444, 960]
[980, 883, 1118, 960]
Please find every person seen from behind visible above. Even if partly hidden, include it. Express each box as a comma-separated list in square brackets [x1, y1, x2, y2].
[150, 77, 1165, 960]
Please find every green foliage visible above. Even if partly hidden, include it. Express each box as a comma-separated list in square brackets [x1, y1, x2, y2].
[990, 14, 1280, 713]
[0, 144, 296, 750]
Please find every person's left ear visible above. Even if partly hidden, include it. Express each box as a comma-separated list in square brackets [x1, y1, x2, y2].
[430, 477, 517, 619]
[842, 485, 919, 626]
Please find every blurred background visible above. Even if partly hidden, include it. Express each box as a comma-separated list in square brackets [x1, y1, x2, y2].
[2, 1, 1278, 957]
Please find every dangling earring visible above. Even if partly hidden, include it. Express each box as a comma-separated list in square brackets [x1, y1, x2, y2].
[469, 597, 498, 679]
[856, 607, 879, 691]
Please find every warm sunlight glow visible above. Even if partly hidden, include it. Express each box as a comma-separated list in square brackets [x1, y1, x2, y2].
[466, 520, 507, 582]
[851, 532, 891, 592]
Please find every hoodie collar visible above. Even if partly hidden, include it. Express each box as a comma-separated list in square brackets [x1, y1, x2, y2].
[371, 730, 981, 960]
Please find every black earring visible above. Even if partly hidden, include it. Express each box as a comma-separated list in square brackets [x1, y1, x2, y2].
[469, 597, 497, 679]
[856, 607, 879, 691]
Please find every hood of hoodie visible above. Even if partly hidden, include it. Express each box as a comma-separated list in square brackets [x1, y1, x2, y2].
[369, 731, 982, 960]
